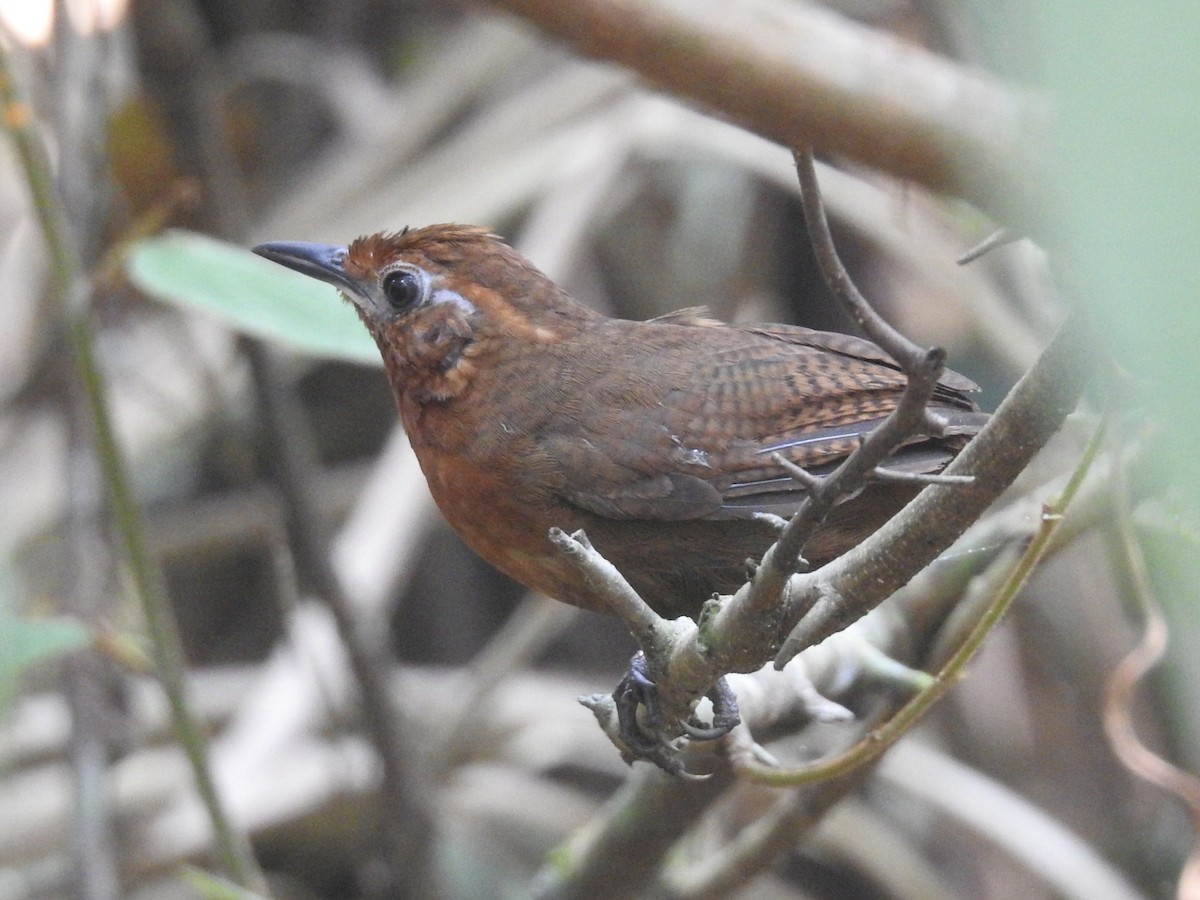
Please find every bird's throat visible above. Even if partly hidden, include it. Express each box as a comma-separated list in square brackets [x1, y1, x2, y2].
[366, 308, 478, 408]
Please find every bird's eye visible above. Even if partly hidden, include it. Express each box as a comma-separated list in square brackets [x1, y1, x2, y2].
[382, 269, 423, 312]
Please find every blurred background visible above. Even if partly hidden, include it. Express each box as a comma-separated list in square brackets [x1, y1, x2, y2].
[0, 1, 1196, 898]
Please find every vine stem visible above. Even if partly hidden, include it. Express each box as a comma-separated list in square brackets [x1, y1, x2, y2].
[0, 41, 265, 892]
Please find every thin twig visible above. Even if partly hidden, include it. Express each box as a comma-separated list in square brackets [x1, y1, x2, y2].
[716, 144, 957, 670]
[58, 33, 126, 875]
[775, 314, 1085, 660]
[64, 397, 122, 900]
[957, 228, 1018, 265]
[639, 313, 1082, 753]
[795, 148, 926, 356]
[0, 40, 265, 893]
[548, 528, 663, 644]
[754, 148, 949, 590]
[870, 467, 976, 485]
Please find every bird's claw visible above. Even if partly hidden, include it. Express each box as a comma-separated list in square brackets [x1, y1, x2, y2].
[680, 677, 741, 741]
[611, 652, 741, 775]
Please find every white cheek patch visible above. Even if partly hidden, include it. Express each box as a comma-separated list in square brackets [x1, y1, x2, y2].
[431, 288, 477, 315]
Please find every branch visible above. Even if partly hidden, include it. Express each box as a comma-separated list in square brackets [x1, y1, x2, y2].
[481, 0, 1047, 227]
[564, 440, 1114, 898]
[247, 345, 439, 889]
[531, 764, 735, 900]
[756, 147, 951, 592]
[739, 414, 1105, 787]
[665, 747, 874, 898]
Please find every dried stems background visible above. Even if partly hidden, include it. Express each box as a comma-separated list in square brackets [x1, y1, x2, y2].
[0, 2, 1195, 899]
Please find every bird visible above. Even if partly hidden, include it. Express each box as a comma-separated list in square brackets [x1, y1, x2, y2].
[253, 225, 986, 623]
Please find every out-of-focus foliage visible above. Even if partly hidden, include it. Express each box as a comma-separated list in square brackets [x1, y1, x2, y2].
[127, 230, 378, 365]
[1034, 3, 1200, 763]
[0, 561, 90, 714]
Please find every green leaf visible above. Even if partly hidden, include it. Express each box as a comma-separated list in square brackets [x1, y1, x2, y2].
[0, 615, 91, 713]
[181, 866, 270, 900]
[0, 616, 91, 673]
[126, 230, 381, 366]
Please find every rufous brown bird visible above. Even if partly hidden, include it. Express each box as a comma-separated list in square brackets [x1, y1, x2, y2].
[253, 225, 985, 622]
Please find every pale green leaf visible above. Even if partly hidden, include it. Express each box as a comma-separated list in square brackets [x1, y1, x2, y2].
[0, 615, 91, 714]
[126, 230, 380, 366]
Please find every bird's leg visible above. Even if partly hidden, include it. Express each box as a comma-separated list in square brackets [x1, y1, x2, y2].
[550, 528, 740, 773]
[612, 652, 664, 756]
[611, 654, 696, 777]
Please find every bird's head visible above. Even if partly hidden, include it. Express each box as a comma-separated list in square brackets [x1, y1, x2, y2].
[253, 224, 596, 405]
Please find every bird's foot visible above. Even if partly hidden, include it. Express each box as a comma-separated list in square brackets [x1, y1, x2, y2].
[680, 676, 741, 741]
[611, 652, 741, 776]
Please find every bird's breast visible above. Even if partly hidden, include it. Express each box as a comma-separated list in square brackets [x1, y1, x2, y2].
[414, 440, 592, 604]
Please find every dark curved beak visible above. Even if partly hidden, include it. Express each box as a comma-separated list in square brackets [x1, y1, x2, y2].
[252, 241, 360, 295]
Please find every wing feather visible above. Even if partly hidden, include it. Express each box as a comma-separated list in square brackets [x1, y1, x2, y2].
[542, 317, 984, 523]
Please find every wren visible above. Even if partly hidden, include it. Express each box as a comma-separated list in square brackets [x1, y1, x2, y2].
[253, 225, 985, 621]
